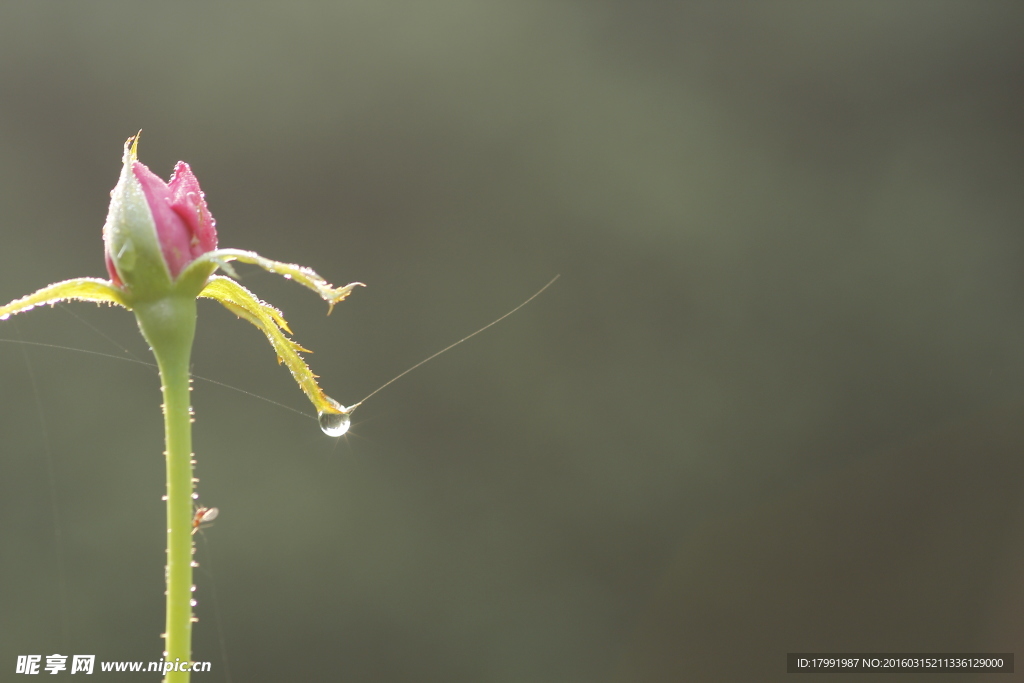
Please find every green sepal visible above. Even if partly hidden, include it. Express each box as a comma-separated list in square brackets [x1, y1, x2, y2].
[174, 257, 219, 300]
[102, 135, 173, 302]
[199, 275, 335, 414]
[192, 248, 364, 313]
[0, 277, 128, 319]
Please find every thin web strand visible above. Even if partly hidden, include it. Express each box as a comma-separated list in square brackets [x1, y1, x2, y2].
[0, 338, 313, 419]
[195, 532, 232, 683]
[351, 275, 559, 409]
[59, 303, 144, 362]
[11, 321, 70, 648]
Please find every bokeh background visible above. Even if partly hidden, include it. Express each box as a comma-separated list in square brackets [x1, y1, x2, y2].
[2, 3, 1024, 681]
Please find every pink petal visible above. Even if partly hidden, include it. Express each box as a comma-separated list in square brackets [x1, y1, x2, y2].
[104, 251, 124, 288]
[131, 160, 218, 278]
[132, 161, 193, 278]
[168, 161, 218, 259]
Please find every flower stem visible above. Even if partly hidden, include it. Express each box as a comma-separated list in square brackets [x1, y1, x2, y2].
[134, 296, 198, 683]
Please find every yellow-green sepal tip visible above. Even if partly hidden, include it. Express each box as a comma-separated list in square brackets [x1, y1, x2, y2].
[0, 277, 128, 321]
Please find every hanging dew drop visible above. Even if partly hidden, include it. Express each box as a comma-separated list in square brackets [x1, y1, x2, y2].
[318, 410, 351, 437]
[314, 278, 556, 438]
[318, 397, 352, 437]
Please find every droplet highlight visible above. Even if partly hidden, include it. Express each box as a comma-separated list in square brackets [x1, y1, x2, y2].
[318, 397, 352, 437]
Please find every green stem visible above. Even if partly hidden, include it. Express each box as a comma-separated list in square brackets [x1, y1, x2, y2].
[134, 296, 198, 683]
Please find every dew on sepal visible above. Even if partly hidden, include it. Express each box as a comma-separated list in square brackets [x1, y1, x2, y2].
[318, 396, 353, 437]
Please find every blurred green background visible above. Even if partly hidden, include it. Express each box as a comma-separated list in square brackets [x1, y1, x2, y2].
[2, 3, 1024, 681]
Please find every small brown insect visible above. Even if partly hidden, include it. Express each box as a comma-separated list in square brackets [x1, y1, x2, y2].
[191, 506, 219, 535]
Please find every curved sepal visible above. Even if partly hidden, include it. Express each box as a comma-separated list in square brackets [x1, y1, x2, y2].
[102, 134, 173, 300]
[0, 277, 128, 320]
[172, 257, 219, 301]
[193, 248, 364, 313]
[198, 275, 336, 414]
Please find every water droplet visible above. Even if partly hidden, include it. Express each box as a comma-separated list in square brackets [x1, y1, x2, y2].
[318, 397, 352, 437]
